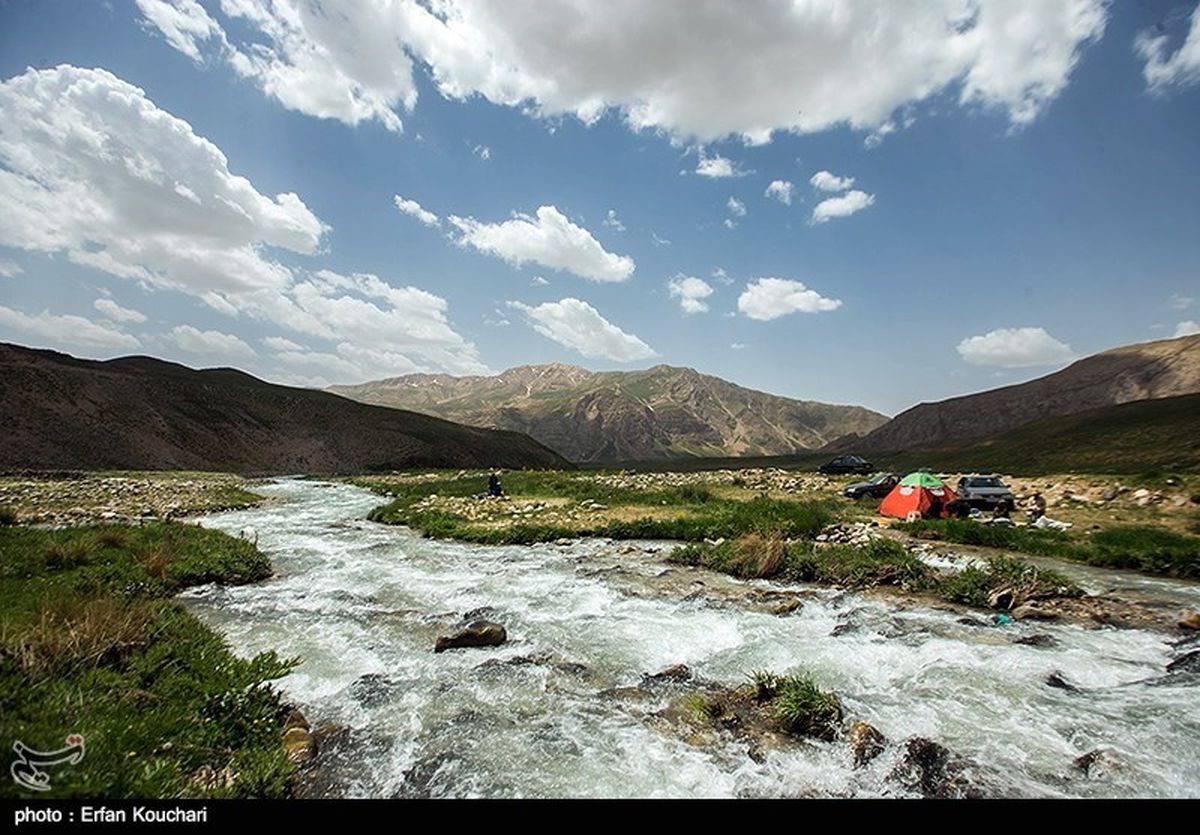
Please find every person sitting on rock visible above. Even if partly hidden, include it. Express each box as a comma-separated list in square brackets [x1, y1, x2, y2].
[487, 472, 503, 498]
[1025, 492, 1046, 523]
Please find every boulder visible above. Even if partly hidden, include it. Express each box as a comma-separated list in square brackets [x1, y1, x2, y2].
[434, 619, 508, 653]
[1015, 633, 1058, 648]
[1073, 748, 1115, 778]
[642, 664, 692, 684]
[281, 708, 310, 732]
[1166, 650, 1200, 675]
[846, 721, 886, 768]
[771, 599, 803, 616]
[889, 738, 979, 798]
[1045, 670, 1079, 692]
[281, 726, 316, 765]
[1012, 604, 1060, 621]
[1178, 612, 1200, 631]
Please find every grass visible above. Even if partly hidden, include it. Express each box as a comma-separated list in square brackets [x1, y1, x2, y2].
[747, 672, 843, 740]
[0, 522, 293, 799]
[671, 534, 1081, 608]
[361, 471, 835, 545]
[899, 518, 1200, 579]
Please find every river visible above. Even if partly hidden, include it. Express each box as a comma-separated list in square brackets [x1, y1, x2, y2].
[186, 478, 1200, 798]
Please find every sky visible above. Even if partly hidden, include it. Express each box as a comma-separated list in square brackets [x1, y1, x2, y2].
[0, 1, 1198, 417]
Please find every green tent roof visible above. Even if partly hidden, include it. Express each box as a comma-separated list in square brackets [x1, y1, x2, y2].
[899, 471, 945, 488]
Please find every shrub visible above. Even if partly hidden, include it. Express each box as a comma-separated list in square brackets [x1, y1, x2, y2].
[0, 506, 17, 526]
[676, 484, 713, 504]
[727, 533, 789, 579]
[42, 537, 95, 570]
[769, 674, 843, 739]
[5, 596, 158, 679]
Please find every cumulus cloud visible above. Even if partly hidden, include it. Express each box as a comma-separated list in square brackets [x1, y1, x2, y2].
[956, 326, 1076, 367]
[0, 305, 142, 350]
[0, 259, 22, 278]
[166, 325, 256, 359]
[1137, 4, 1200, 90]
[737, 278, 841, 321]
[810, 170, 855, 192]
[448, 205, 635, 282]
[137, 1, 1107, 142]
[0, 65, 326, 311]
[394, 194, 440, 227]
[1175, 320, 1200, 338]
[94, 298, 148, 324]
[0, 65, 484, 380]
[667, 275, 715, 314]
[603, 209, 626, 232]
[508, 298, 656, 361]
[696, 153, 745, 177]
[726, 197, 746, 217]
[765, 180, 795, 205]
[811, 190, 876, 224]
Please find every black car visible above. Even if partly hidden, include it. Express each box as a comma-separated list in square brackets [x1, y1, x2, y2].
[843, 472, 899, 499]
[818, 454, 875, 475]
[956, 475, 1017, 509]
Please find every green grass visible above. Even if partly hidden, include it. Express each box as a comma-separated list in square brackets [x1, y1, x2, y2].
[0, 523, 293, 799]
[361, 471, 835, 545]
[672, 535, 1081, 608]
[899, 518, 1200, 579]
[747, 672, 843, 740]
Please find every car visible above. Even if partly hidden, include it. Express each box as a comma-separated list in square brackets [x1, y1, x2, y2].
[956, 474, 1017, 509]
[842, 472, 899, 499]
[818, 454, 875, 475]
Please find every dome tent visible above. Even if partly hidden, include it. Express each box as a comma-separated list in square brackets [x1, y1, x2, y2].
[878, 471, 957, 519]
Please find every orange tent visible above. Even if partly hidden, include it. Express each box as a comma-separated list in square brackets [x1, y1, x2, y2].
[878, 472, 957, 519]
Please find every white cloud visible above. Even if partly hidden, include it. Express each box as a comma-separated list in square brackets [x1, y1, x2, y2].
[810, 170, 855, 192]
[1137, 4, 1200, 90]
[1169, 293, 1196, 310]
[956, 326, 1076, 367]
[262, 336, 305, 352]
[730, 342, 746, 350]
[667, 275, 715, 314]
[811, 190, 876, 224]
[603, 209, 626, 232]
[448, 205, 635, 282]
[726, 196, 746, 217]
[0, 259, 22, 278]
[394, 194, 440, 227]
[0, 305, 141, 350]
[737, 277, 841, 321]
[1175, 320, 1200, 338]
[93, 298, 148, 324]
[696, 153, 744, 178]
[712, 267, 732, 286]
[473, 144, 491, 160]
[0, 65, 326, 311]
[765, 180, 795, 205]
[509, 298, 656, 362]
[651, 232, 671, 247]
[531, 275, 550, 286]
[166, 324, 256, 359]
[0, 65, 484, 380]
[137, 1, 1107, 142]
[723, 219, 738, 230]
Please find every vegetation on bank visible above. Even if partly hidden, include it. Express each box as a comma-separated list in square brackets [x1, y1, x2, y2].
[899, 519, 1200, 579]
[358, 471, 835, 544]
[670, 535, 1081, 609]
[0, 522, 295, 799]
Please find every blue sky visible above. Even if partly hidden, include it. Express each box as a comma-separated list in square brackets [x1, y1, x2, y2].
[1, 1, 1198, 415]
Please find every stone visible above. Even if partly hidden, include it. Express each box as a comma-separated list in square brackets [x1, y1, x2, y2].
[282, 708, 310, 731]
[1178, 612, 1200, 631]
[1073, 749, 1112, 777]
[1015, 633, 1058, 648]
[643, 664, 692, 684]
[282, 726, 316, 765]
[771, 599, 803, 616]
[1166, 650, 1200, 675]
[889, 738, 977, 799]
[1012, 604, 1060, 621]
[846, 721, 886, 768]
[434, 619, 508, 653]
[1045, 671, 1079, 692]
[987, 588, 1015, 611]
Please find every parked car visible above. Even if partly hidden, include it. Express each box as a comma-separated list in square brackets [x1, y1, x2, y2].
[843, 472, 899, 499]
[956, 474, 1016, 509]
[818, 454, 875, 475]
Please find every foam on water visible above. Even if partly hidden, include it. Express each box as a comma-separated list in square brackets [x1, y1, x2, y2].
[188, 479, 1200, 798]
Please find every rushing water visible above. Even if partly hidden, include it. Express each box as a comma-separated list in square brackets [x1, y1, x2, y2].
[187, 479, 1200, 798]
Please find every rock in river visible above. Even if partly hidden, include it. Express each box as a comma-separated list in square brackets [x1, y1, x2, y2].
[846, 721, 886, 768]
[435, 619, 508, 653]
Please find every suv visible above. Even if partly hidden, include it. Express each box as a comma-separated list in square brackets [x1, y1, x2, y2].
[818, 454, 875, 475]
[843, 472, 899, 499]
[956, 475, 1016, 509]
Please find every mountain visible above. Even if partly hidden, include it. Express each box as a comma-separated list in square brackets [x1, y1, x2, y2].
[0, 343, 567, 474]
[839, 334, 1200, 454]
[328, 363, 888, 463]
[874, 392, 1200, 475]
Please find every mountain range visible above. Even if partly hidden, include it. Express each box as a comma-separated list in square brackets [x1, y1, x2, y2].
[328, 363, 888, 463]
[837, 333, 1200, 454]
[0, 343, 567, 474]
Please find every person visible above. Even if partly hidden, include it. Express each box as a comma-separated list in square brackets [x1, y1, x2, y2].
[1025, 491, 1046, 523]
[992, 499, 1012, 520]
[487, 472, 503, 498]
[946, 498, 972, 519]
[927, 494, 944, 519]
